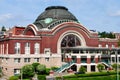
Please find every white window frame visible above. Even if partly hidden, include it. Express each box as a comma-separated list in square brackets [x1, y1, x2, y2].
[98, 44, 102, 48]
[45, 57, 49, 62]
[15, 43, 20, 54]
[44, 48, 50, 54]
[24, 58, 31, 62]
[25, 43, 30, 54]
[34, 43, 40, 54]
[14, 58, 21, 63]
[34, 58, 39, 62]
[112, 44, 115, 48]
[14, 69, 20, 75]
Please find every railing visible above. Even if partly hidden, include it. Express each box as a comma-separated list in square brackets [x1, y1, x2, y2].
[101, 60, 111, 67]
[55, 60, 75, 73]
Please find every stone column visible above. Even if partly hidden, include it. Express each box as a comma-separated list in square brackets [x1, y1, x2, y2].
[87, 65, 91, 72]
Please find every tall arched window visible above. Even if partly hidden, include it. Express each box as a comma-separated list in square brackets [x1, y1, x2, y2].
[61, 34, 81, 47]
[34, 43, 40, 54]
[15, 43, 20, 54]
[25, 43, 30, 54]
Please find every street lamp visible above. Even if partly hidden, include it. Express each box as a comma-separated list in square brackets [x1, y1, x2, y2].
[116, 48, 119, 80]
[21, 68, 23, 80]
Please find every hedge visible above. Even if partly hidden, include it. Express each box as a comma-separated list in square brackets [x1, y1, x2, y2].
[9, 76, 19, 80]
[37, 75, 46, 80]
[56, 71, 118, 79]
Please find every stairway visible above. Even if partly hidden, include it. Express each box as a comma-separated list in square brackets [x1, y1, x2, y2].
[55, 60, 75, 73]
[101, 60, 111, 68]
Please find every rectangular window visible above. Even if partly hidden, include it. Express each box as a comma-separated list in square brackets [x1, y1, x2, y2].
[112, 57, 115, 62]
[44, 48, 50, 54]
[34, 43, 40, 54]
[15, 43, 20, 54]
[14, 69, 20, 75]
[6, 58, 8, 63]
[34, 58, 39, 62]
[45, 57, 49, 62]
[119, 57, 120, 62]
[14, 58, 21, 63]
[25, 43, 30, 54]
[24, 58, 30, 62]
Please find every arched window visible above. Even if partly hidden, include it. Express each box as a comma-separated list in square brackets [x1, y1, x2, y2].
[25, 43, 30, 54]
[34, 43, 40, 54]
[61, 34, 81, 47]
[15, 43, 20, 54]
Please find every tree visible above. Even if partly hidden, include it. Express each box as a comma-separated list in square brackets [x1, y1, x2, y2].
[1, 26, 6, 32]
[97, 64, 104, 72]
[36, 64, 46, 74]
[32, 63, 40, 73]
[22, 64, 34, 78]
[112, 63, 120, 71]
[98, 31, 115, 39]
[79, 66, 86, 73]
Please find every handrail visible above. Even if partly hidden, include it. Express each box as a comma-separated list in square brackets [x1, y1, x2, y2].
[55, 60, 75, 73]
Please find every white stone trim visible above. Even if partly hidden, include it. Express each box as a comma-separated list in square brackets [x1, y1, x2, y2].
[0, 54, 61, 58]
[57, 30, 86, 54]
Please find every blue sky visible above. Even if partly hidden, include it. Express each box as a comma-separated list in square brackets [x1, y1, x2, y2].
[0, 0, 120, 32]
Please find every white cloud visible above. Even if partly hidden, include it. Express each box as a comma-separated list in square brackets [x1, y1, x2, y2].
[0, 13, 13, 22]
[110, 11, 120, 17]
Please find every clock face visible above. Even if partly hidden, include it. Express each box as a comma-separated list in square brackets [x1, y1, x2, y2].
[44, 18, 53, 24]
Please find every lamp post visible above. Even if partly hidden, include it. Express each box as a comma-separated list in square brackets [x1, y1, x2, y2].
[116, 48, 119, 80]
[21, 68, 22, 80]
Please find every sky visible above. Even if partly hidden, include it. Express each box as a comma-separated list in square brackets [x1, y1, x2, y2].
[0, 0, 120, 32]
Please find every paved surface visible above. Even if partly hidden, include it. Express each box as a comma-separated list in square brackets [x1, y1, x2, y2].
[0, 75, 8, 80]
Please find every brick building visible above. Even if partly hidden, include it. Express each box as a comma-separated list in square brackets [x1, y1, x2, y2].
[0, 6, 120, 76]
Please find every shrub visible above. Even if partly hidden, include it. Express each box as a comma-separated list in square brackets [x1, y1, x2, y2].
[23, 79, 30, 80]
[51, 66, 59, 71]
[37, 75, 46, 80]
[9, 76, 19, 80]
[79, 66, 86, 73]
[37, 64, 46, 74]
[22, 64, 34, 78]
[32, 62, 40, 73]
[46, 68, 51, 75]
[97, 64, 104, 72]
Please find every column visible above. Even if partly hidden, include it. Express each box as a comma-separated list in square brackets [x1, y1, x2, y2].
[95, 55, 99, 63]
[87, 55, 91, 64]
[87, 65, 91, 72]
[76, 55, 81, 64]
